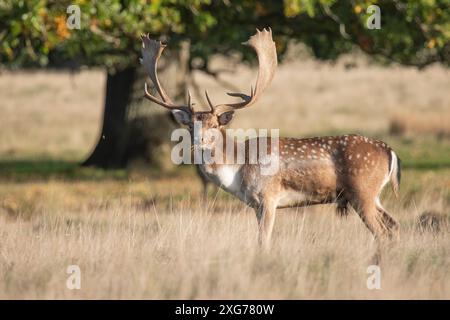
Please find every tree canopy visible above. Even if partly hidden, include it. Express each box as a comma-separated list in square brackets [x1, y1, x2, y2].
[1, 0, 449, 73]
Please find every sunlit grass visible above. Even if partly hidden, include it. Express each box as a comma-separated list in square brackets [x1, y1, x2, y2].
[0, 62, 448, 299]
[0, 171, 448, 299]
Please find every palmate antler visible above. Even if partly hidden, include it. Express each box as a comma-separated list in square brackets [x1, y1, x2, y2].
[140, 34, 193, 114]
[207, 28, 278, 115]
[141, 28, 277, 115]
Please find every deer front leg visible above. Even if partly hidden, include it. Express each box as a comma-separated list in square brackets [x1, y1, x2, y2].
[255, 199, 277, 250]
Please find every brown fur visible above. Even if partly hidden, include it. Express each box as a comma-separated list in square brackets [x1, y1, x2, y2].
[194, 127, 401, 248]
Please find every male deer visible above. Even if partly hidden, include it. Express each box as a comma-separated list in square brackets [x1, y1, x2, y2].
[140, 28, 401, 248]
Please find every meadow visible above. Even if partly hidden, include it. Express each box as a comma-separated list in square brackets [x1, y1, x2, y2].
[0, 55, 449, 299]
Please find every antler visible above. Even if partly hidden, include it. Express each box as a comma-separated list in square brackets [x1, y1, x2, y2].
[213, 28, 277, 114]
[140, 34, 192, 113]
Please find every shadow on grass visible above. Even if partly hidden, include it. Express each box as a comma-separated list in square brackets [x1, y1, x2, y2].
[402, 161, 450, 170]
[0, 159, 128, 181]
[0, 156, 448, 182]
[0, 159, 196, 182]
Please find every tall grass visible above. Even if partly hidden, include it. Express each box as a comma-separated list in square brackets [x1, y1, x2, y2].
[0, 57, 449, 299]
[0, 175, 448, 299]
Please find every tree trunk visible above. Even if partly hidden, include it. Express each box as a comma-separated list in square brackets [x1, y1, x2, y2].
[82, 45, 190, 169]
[82, 66, 136, 168]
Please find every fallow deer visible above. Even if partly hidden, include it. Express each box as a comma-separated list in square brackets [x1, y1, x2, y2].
[140, 28, 401, 248]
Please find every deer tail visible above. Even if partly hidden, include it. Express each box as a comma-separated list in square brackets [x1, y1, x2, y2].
[389, 150, 401, 198]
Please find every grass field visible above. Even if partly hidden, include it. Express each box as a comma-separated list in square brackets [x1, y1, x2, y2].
[0, 57, 449, 299]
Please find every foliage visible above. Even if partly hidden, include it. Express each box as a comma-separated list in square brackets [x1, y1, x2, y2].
[1, 0, 449, 72]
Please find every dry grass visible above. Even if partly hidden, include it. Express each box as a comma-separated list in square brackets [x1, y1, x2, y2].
[1, 58, 449, 159]
[0, 70, 104, 159]
[0, 172, 449, 299]
[389, 113, 450, 138]
[0, 57, 449, 299]
[197, 56, 450, 136]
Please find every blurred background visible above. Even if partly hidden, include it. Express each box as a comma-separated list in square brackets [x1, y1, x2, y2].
[0, 0, 449, 299]
[2, 0, 449, 173]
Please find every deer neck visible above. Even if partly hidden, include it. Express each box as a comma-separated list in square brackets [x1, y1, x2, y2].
[198, 130, 243, 190]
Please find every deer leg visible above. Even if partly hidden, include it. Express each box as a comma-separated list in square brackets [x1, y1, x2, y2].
[201, 179, 209, 201]
[350, 197, 386, 240]
[375, 199, 399, 239]
[196, 165, 210, 202]
[255, 199, 277, 250]
[349, 197, 388, 264]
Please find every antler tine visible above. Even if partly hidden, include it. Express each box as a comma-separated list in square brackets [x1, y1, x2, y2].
[214, 27, 277, 114]
[144, 82, 191, 113]
[187, 90, 195, 113]
[204, 90, 214, 112]
[141, 34, 191, 113]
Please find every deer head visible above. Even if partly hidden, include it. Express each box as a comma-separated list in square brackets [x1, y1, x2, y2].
[140, 28, 277, 150]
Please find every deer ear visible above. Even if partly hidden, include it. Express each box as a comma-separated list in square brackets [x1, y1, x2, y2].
[172, 110, 191, 125]
[218, 111, 234, 126]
